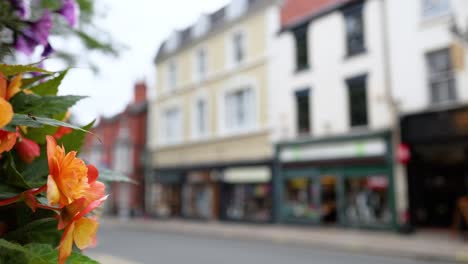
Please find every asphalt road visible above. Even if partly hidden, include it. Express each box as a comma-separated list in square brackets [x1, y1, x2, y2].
[88, 225, 454, 264]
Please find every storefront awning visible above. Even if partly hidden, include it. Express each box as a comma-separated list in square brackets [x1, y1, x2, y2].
[156, 172, 183, 184]
[223, 167, 271, 183]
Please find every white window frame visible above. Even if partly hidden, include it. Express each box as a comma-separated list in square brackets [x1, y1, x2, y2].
[219, 76, 258, 136]
[421, 0, 451, 20]
[226, 29, 247, 69]
[191, 93, 209, 140]
[113, 123, 133, 174]
[161, 106, 183, 145]
[167, 60, 178, 91]
[193, 47, 208, 83]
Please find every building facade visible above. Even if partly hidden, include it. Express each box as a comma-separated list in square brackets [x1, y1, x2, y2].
[84, 82, 148, 219]
[271, 0, 468, 231]
[147, 0, 280, 222]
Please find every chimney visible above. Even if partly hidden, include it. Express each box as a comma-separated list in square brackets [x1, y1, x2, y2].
[133, 81, 147, 104]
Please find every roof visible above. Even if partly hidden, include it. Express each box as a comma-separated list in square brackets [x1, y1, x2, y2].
[280, 0, 355, 31]
[154, 0, 274, 64]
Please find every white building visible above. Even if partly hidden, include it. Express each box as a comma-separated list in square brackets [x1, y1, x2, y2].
[271, 0, 468, 231]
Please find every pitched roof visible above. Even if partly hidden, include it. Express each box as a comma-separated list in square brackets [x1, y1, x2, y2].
[281, 0, 354, 30]
[154, 0, 273, 64]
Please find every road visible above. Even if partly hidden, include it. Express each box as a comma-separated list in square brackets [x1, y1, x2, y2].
[88, 225, 454, 264]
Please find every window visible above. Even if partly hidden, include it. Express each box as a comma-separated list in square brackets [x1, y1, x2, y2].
[194, 98, 208, 138]
[163, 107, 182, 144]
[113, 143, 132, 174]
[293, 25, 309, 71]
[295, 89, 311, 135]
[344, 3, 365, 56]
[196, 49, 207, 81]
[347, 75, 368, 127]
[426, 48, 456, 104]
[167, 61, 177, 90]
[225, 88, 254, 131]
[232, 32, 246, 64]
[422, 0, 451, 19]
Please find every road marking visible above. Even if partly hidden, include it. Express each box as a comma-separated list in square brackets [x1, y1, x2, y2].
[89, 253, 142, 264]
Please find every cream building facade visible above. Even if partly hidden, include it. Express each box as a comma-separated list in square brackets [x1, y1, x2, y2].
[146, 0, 280, 222]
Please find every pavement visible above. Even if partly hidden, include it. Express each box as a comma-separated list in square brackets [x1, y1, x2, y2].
[93, 217, 468, 264]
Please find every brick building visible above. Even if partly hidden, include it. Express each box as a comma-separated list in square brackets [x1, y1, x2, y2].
[84, 82, 148, 218]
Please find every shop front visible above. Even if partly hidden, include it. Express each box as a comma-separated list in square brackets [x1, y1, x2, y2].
[276, 131, 397, 230]
[402, 105, 468, 230]
[181, 170, 219, 220]
[147, 172, 183, 218]
[220, 166, 273, 222]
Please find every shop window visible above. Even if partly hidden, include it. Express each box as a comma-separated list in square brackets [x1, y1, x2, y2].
[422, 0, 451, 19]
[293, 24, 309, 71]
[320, 175, 337, 223]
[224, 184, 272, 221]
[284, 177, 320, 221]
[426, 48, 456, 104]
[149, 183, 181, 217]
[295, 89, 311, 135]
[343, 3, 365, 57]
[344, 176, 391, 225]
[347, 74, 368, 127]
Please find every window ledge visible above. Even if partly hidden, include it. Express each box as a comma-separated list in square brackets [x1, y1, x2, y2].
[420, 13, 452, 28]
[345, 48, 368, 60]
[294, 65, 310, 74]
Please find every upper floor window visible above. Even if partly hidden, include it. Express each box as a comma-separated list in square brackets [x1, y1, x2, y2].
[163, 107, 183, 144]
[293, 25, 309, 71]
[193, 98, 208, 138]
[196, 48, 207, 81]
[113, 143, 132, 174]
[232, 32, 246, 64]
[426, 48, 456, 104]
[295, 89, 311, 135]
[344, 3, 365, 57]
[167, 61, 178, 90]
[346, 75, 368, 127]
[225, 87, 254, 132]
[422, 0, 451, 19]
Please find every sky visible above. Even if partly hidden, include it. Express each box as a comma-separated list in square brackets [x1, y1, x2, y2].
[50, 0, 230, 125]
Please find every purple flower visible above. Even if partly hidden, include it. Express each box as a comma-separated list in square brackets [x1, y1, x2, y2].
[31, 10, 53, 46]
[41, 43, 54, 57]
[9, 0, 31, 19]
[14, 11, 53, 56]
[59, 0, 79, 28]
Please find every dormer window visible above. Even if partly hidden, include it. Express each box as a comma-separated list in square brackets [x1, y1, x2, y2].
[165, 31, 181, 52]
[192, 15, 211, 38]
[227, 0, 248, 20]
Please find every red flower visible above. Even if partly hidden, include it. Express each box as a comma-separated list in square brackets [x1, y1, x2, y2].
[53, 126, 73, 139]
[15, 137, 40, 163]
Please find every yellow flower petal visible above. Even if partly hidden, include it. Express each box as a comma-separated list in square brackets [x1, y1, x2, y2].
[0, 98, 13, 128]
[47, 175, 60, 206]
[73, 217, 99, 250]
[59, 223, 75, 264]
[7, 74, 22, 100]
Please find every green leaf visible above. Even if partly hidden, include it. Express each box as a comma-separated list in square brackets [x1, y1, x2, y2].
[0, 239, 27, 253]
[2, 153, 31, 189]
[0, 64, 52, 76]
[21, 74, 53, 89]
[0, 184, 23, 199]
[10, 93, 86, 117]
[29, 70, 68, 96]
[23, 243, 58, 264]
[68, 251, 100, 264]
[99, 169, 137, 184]
[5, 218, 61, 246]
[58, 120, 95, 153]
[8, 114, 91, 134]
[22, 158, 49, 188]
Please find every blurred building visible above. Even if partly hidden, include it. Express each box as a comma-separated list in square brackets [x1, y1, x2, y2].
[84, 82, 148, 219]
[271, 0, 468, 231]
[147, 0, 280, 222]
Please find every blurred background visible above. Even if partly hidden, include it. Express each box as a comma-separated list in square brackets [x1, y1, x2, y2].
[29, 0, 468, 263]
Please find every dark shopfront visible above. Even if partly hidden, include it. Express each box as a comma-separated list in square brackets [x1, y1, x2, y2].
[275, 132, 397, 230]
[402, 105, 468, 229]
[148, 172, 183, 218]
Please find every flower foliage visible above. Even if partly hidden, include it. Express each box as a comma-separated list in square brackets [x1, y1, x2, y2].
[0, 64, 109, 264]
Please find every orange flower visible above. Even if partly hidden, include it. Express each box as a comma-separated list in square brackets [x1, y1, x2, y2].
[15, 137, 40, 163]
[53, 126, 73, 139]
[46, 135, 90, 207]
[0, 130, 18, 154]
[0, 73, 22, 128]
[58, 195, 107, 264]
